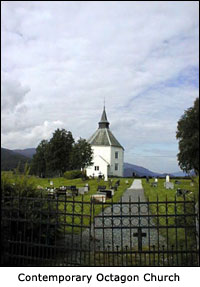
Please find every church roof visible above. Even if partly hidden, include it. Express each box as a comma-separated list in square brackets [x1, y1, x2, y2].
[98, 106, 110, 129]
[88, 107, 124, 150]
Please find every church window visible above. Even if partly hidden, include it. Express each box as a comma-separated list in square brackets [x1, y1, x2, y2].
[115, 152, 118, 159]
[94, 166, 99, 171]
[115, 163, 118, 171]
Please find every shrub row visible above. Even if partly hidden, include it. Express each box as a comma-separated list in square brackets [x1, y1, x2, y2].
[64, 170, 83, 179]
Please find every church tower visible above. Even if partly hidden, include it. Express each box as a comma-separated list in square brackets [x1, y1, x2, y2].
[86, 107, 124, 179]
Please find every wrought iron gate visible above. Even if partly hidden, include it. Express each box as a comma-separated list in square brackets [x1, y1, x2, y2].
[1, 194, 199, 266]
[92, 198, 199, 266]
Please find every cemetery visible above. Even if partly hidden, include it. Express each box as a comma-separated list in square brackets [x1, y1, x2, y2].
[1, 170, 198, 266]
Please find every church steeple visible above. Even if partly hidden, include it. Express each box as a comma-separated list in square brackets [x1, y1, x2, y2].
[98, 106, 110, 129]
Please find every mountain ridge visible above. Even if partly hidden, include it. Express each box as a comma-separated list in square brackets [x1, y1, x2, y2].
[1, 148, 31, 171]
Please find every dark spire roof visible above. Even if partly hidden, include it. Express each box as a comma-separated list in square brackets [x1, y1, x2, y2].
[98, 106, 110, 129]
[88, 106, 124, 150]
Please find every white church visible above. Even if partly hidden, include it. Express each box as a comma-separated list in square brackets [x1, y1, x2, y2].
[86, 106, 124, 180]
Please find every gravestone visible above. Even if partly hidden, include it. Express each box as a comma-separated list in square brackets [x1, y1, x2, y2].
[78, 187, 88, 195]
[104, 174, 108, 181]
[166, 175, 170, 182]
[165, 182, 174, 189]
[91, 194, 106, 203]
[99, 189, 112, 199]
[97, 185, 106, 191]
[154, 178, 158, 183]
[151, 182, 158, 187]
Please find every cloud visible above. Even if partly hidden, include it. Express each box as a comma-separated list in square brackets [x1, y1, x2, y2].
[1, 73, 30, 112]
[2, 120, 64, 149]
[1, 1, 199, 172]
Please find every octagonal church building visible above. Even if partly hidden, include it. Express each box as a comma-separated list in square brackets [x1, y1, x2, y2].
[86, 106, 124, 180]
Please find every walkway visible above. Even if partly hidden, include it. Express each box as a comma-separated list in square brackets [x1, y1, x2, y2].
[90, 179, 166, 249]
[122, 179, 146, 201]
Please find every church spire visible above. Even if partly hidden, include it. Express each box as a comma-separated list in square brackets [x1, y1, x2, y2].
[98, 105, 110, 129]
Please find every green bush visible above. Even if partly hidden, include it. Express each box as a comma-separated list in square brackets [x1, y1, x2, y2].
[64, 170, 83, 179]
[1, 166, 61, 265]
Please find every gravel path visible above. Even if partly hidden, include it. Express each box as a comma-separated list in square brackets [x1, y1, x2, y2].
[63, 180, 166, 264]
[89, 179, 166, 250]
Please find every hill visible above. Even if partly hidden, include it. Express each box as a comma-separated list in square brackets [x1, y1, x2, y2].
[123, 162, 162, 177]
[123, 162, 191, 178]
[1, 148, 31, 171]
[13, 148, 36, 158]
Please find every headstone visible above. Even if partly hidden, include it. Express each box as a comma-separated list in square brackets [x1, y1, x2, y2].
[166, 175, 170, 182]
[84, 185, 89, 192]
[154, 178, 158, 183]
[97, 185, 106, 191]
[91, 194, 106, 203]
[50, 181, 53, 186]
[78, 187, 87, 195]
[165, 182, 174, 189]
[151, 182, 158, 187]
[99, 189, 112, 198]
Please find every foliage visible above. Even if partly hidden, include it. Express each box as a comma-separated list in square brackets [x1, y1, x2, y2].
[47, 129, 74, 175]
[176, 98, 199, 175]
[1, 166, 61, 265]
[30, 129, 93, 177]
[30, 140, 48, 177]
[70, 138, 93, 170]
[64, 169, 83, 179]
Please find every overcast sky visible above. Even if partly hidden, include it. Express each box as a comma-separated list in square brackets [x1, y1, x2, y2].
[1, 1, 199, 173]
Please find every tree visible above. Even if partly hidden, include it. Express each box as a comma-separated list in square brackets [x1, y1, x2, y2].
[70, 138, 93, 170]
[31, 129, 92, 177]
[176, 98, 199, 175]
[47, 129, 74, 176]
[31, 140, 48, 177]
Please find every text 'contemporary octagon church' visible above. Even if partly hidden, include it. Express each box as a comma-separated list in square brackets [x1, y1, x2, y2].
[86, 107, 124, 180]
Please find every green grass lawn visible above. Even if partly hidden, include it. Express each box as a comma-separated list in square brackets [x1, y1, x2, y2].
[1, 171, 133, 233]
[141, 177, 199, 251]
[142, 177, 198, 201]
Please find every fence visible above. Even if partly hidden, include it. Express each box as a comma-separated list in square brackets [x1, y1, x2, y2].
[1, 193, 199, 266]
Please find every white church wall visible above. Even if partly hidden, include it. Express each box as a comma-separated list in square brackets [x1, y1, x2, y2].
[86, 146, 110, 177]
[109, 147, 124, 177]
[92, 146, 111, 163]
[86, 145, 124, 178]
